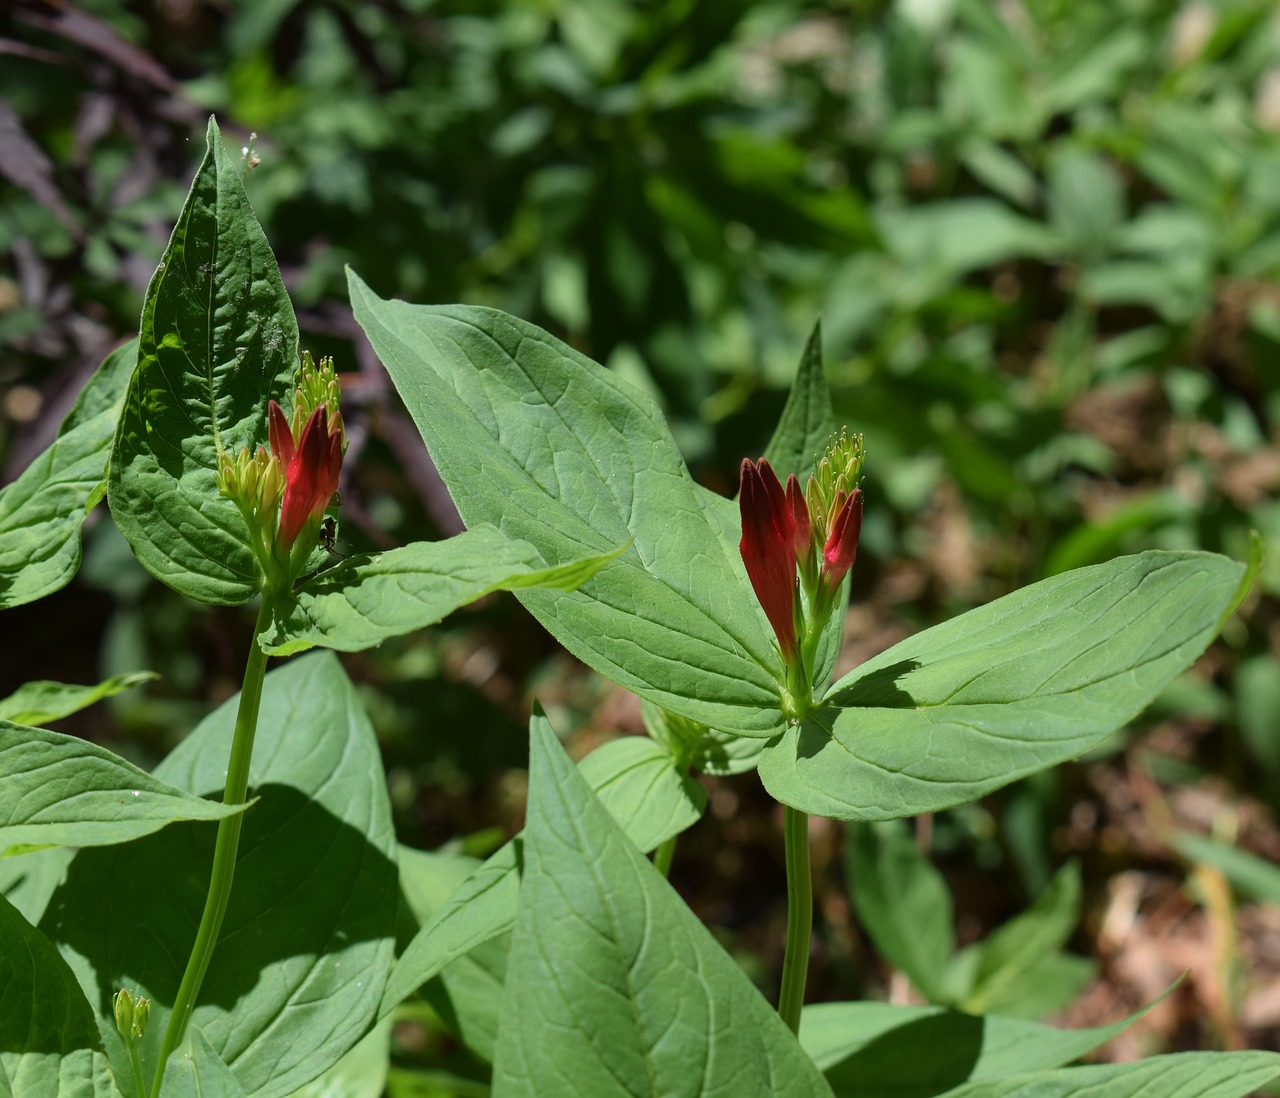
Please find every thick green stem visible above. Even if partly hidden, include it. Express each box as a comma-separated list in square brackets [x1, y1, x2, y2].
[652, 834, 677, 878]
[149, 594, 276, 1096]
[778, 805, 812, 1034]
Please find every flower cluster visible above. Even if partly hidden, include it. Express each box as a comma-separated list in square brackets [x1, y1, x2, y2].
[738, 430, 864, 707]
[217, 352, 347, 584]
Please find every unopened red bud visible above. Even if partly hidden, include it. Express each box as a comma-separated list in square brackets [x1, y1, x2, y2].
[786, 474, 810, 556]
[738, 458, 798, 661]
[821, 488, 863, 591]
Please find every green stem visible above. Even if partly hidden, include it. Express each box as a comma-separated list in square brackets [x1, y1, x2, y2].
[127, 1041, 146, 1098]
[149, 593, 277, 1096]
[777, 805, 812, 1034]
[652, 834, 677, 878]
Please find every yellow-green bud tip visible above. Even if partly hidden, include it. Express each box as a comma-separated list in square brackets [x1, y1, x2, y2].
[131, 994, 150, 1038]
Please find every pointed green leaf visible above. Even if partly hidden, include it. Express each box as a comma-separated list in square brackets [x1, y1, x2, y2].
[381, 840, 520, 1022]
[380, 733, 707, 1017]
[945, 1052, 1280, 1097]
[0, 671, 157, 726]
[258, 527, 622, 656]
[0, 891, 116, 1098]
[763, 320, 837, 479]
[0, 339, 135, 610]
[348, 271, 786, 736]
[800, 992, 1157, 1096]
[40, 654, 397, 1098]
[845, 820, 955, 1001]
[491, 710, 832, 1097]
[962, 861, 1083, 1015]
[159, 1027, 245, 1098]
[108, 117, 298, 605]
[760, 551, 1245, 820]
[0, 720, 244, 856]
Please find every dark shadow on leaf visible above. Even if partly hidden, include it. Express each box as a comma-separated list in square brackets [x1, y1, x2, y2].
[821, 1010, 984, 1097]
[827, 659, 921, 709]
[786, 660, 923, 761]
[796, 718, 831, 761]
[39, 782, 396, 1071]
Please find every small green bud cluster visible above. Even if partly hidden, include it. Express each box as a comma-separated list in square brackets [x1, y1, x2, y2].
[805, 429, 865, 553]
[217, 445, 283, 528]
[289, 352, 346, 448]
[113, 987, 150, 1046]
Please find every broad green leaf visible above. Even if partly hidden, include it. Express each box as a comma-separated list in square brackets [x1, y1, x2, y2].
[1173, 832, 1280, 904]
[944, 1052, 1280, 1097]
[160, 1027, 245, 1098]
[800, 996, 1157, 1095]
[845, 820, 954, 1001]
[348, 271, 786, 737]
[961, 861, 1084, 1015]
[0, 720, 244, 856]
[491, 709, 833, 1097]
[763, 319, 837, 479]
[282, 1018, 391, 1098]
[108, 117, 298, 605]
[0, 339, 135, 610]
[40, 654, 397, 1098]
[0, 891, 116, 1098]
[576, 736, 707, 853]
[760, 551, 1245, 820]
[380, 731, 708, 1017]
[258, 527, 622, 656]
[0, 671, 157, 726]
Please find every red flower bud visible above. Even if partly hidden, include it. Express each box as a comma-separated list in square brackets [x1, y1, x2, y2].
[821, 487, 863, 591]
[785, 474, 810, 558]
[268, 400, 294, 467]
[739, 458, 798, 661]
[274, 404, 343, 551]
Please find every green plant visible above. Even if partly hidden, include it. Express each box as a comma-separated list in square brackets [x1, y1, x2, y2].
[2, 113, 1276, 1097]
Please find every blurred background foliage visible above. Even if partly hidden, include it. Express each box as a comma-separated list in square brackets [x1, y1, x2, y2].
[4, 0, 1280, 1083]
